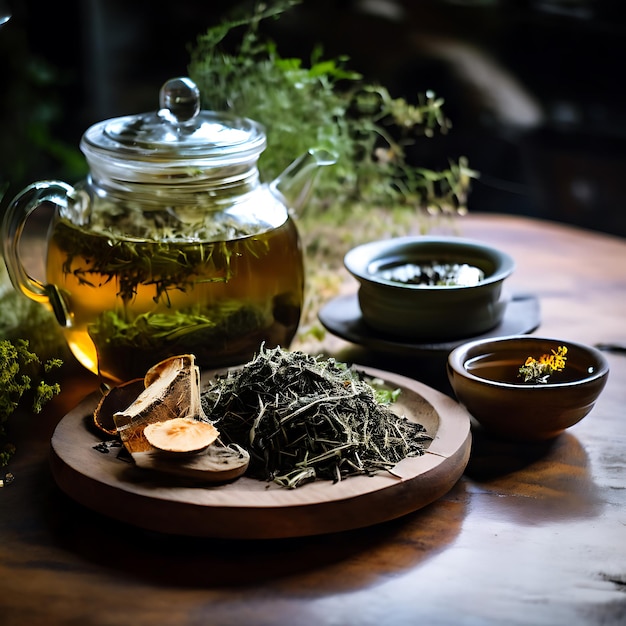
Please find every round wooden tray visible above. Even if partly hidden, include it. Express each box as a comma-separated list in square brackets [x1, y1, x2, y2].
[50, 366, 471, 539]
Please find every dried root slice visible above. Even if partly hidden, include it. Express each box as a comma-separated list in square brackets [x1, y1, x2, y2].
[93, 378, 144, 436]
[144, 354, 197, 388]
[103, 353, 250, 483]
[114, 354, 202, 454]
[132, 443, 250, 483]
[144, 417, 219, 455]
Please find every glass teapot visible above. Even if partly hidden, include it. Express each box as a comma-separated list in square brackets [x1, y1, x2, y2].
[2, 77, 334, 383]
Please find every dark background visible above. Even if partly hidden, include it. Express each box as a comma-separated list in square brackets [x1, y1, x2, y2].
[2, 0, 626, 237]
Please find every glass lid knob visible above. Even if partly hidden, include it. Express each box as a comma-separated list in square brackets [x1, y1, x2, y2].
[158, 77, 201, 124]
[81, 76, 266, 162]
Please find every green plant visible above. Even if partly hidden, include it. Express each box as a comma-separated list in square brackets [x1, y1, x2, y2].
[0, 338, 62, 467]
[188, 0, 476, 225]
[0, 262, 66, 468]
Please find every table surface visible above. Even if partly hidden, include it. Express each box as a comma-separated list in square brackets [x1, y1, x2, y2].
[1, 213, 625, 626]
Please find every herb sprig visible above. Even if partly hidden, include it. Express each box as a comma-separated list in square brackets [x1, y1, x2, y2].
[200, 345, 431, 488]
[0, 339, 62, 467]
[188, 0, 476, 223]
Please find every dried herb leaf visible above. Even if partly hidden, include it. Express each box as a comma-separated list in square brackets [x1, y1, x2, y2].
[201, 345, 431, 488]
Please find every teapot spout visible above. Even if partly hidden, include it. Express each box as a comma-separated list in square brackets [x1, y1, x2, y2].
[271, 148, 336, 214]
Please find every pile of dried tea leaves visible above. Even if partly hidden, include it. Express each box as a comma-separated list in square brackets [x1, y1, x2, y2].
[200, 345, 431, 488]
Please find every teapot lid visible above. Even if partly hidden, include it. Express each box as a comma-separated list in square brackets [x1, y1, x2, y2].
[81, 77, 266, 164]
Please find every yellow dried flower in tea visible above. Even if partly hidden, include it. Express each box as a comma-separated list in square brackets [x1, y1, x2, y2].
[519, 345, 568, 383]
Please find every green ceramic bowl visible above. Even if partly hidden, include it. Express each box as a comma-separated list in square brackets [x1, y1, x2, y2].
[344, 237, 515, 341]
[447, 335, 610, 441]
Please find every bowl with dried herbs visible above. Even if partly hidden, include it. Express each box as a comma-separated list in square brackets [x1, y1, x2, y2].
[447, 335, 609, 441]
[344, 236, 515, 341]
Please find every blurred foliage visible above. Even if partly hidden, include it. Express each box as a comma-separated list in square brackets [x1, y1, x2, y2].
[189, 0, 476, 227]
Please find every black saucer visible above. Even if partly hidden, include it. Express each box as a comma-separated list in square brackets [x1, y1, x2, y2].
[318, 293, 541, 357]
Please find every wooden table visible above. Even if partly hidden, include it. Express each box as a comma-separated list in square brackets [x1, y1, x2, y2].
[1, 213, 625, 625]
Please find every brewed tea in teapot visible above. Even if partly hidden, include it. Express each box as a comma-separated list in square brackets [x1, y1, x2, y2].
[2, 77, 333, 383]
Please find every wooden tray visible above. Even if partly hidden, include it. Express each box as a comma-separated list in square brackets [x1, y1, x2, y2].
[50, 366, 471, 539]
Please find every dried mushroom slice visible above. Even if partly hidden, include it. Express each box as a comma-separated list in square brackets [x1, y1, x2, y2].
[144, 417, 219, 454]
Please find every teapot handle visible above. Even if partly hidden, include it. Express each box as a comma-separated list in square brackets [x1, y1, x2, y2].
[1, 181, 74, 325]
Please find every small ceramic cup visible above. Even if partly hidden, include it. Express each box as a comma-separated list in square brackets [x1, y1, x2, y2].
[447, 335, 610, 441]
[344, 236, 515, 341]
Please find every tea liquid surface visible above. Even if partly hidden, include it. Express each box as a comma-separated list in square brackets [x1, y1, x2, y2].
[465, 354, 589, 385]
